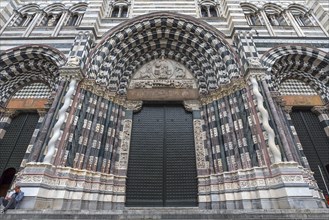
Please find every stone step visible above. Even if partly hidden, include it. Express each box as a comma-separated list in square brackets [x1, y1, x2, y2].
[0, 209, 329, 220]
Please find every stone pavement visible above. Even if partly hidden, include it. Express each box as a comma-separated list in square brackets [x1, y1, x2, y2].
[0, 208, 329, 220]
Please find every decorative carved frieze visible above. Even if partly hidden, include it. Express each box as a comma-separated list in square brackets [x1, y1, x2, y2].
[193, 119, 208, 169]
[200, 78, 246, 104]
[80, 79, 125, 104]
[118, 119, 132, 169]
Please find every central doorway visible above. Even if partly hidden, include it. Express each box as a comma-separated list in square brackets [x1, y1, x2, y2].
[126, 103, 198, 207]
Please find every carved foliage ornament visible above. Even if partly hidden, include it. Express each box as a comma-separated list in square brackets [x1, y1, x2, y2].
[193, 119, 208, 169]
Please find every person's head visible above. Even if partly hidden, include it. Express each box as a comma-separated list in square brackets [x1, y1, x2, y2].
[14, 185, 21, 193]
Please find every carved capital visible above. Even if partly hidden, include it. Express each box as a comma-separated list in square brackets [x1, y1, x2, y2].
[59, 56, 84, 81]
[124, 101, 143, 112]
[37, 109, 48, 117]
[59, 67, 83, 81]
[81, 80, 117, 100]
[283, 105, 293, 114]
[245, 57, 267, 78]
[2, 109, 18, 118]
[200, 78, 246, 104]
[311, 106, 329, 116]
[270, 91, 284, 105]
[245, 70, 266, 81]
[247, 57, 263, 68]
[183, 100, 201, 111]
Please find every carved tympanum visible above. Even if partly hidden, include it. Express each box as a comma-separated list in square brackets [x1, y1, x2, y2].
[129, 58, 197, 89]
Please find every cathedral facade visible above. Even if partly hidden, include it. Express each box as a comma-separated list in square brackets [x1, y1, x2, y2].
[0, 0, 328, 210]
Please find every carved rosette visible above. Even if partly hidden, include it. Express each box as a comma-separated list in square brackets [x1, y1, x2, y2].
[193, 119, 208, 169]
[118, 119, 132, 169]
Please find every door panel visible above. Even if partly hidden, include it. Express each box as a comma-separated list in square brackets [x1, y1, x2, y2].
[0, 112, 39, 174]
[164, 106, 197, 206]
[290, 110, 329, 195]
[126, 104, 198, 207]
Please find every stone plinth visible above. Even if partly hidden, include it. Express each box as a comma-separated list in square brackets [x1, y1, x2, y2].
[16, 162, 125, 210]
[15, 162, 326, 210]
[198, 162, 326, 209]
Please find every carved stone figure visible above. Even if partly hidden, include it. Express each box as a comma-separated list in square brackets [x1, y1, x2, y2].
[140, 64, 152, 79]
[47, 15, 58, 26]
[175, 67, 185, 79]
[247, 57, 262, 68]
[66, 56, 81, 67]
[129, 58, 197, 89]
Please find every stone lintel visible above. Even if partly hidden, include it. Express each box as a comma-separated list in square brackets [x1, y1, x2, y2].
[127, 88, 199, 100]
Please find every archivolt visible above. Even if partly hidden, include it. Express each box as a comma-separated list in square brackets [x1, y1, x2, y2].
[261, 45, 329, 102]
[86, 12, 242, 95]
[0, 44, 66, 107]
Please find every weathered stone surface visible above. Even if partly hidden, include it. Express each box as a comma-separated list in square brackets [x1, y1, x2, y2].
[1, 209, 329, 220]
[127, 88, 199, 100]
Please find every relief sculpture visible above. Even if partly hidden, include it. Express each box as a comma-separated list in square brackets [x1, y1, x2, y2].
[129, 58, 197, 89]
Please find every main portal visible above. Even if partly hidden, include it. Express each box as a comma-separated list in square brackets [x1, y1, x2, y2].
[126, 103, 198, 207]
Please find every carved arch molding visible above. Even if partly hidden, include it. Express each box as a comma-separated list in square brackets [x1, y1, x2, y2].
[86, 12, 243, 97]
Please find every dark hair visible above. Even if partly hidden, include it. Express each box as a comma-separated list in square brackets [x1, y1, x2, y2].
[15, 185, 21, 189]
